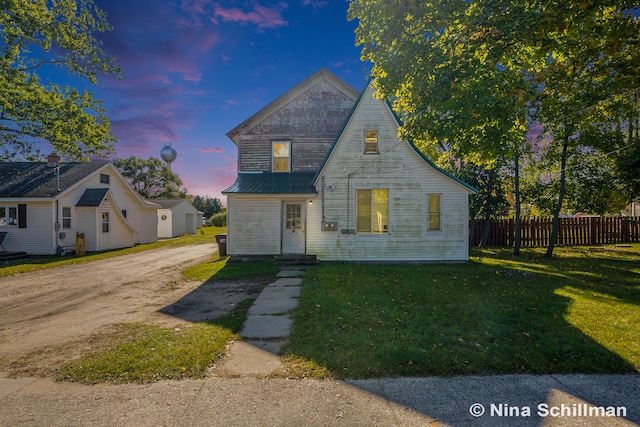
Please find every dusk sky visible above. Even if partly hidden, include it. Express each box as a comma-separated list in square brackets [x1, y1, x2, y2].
[86, 0, 370, 202]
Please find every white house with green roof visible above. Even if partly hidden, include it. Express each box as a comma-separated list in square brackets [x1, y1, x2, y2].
[223, 68, 476, 262]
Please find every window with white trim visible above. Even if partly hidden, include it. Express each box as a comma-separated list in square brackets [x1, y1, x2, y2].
[428, 194, 441, 231]
[102, 211, 110, 233]
[272, 141, 291, 172]
[0, 206, 18, 226]
[364, 130, 378, 153]
[62, 207, 72, 229]
[356, 189, 389, 234]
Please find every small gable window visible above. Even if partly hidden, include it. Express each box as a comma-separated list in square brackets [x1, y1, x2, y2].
[272, 141, 291, 172]
[364, 130, 378, 153]
[100, 173, 110, 184]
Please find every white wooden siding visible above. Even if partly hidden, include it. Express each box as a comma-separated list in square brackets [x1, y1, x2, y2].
[308, 85, 471, 262]
[69, 164, 157, 244]
[76, 207, 98, 252]
[0, 202, 56, 255]
[157, 209, 173, 238]
[226, 197, 282, 255]
[98, 200, 134, 250]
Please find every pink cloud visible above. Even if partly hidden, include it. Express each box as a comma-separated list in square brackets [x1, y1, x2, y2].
[200, 147, 224, 153]
[99, 2, 221, 84]
[226, 99, 239, 105]
[212, 3, 288, 29]
[302, 0, 329, 8]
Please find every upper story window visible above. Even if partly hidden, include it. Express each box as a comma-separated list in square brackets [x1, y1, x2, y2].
[356, 189, 389, 234]
[100, 173, 110, 184]
[272, 141, 291, 172]
[364, 130, 379, 154]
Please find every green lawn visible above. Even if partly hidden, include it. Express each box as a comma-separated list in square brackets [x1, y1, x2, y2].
[285, 244, 640, 379]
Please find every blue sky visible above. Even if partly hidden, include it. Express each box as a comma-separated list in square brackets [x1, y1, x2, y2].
[87, 0, 370, 201]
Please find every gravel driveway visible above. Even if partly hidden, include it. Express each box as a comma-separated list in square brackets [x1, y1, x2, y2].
[0, 244, 255, 377]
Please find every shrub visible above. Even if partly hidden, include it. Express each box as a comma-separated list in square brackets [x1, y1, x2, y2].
[210, 211, 226, 227]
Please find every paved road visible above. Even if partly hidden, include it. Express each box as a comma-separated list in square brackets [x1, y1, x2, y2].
[0, 374, 638, 426]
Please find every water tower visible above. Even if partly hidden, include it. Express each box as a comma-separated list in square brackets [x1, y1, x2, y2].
[160, 143, 177, 170]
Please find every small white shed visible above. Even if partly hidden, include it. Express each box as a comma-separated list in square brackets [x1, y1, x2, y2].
[156, 199, 199, 238]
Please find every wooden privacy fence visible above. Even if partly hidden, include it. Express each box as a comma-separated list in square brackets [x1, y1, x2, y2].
[469, 216, 640, 247]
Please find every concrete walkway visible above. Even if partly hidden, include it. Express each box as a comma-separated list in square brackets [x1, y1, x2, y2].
[218, 266, 305, 377]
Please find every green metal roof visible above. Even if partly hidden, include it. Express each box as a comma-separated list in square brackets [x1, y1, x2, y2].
[222, 172, 317, 195]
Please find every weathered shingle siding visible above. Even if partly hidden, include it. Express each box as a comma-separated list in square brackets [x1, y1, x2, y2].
[307, 86, 470, 262]
[238, 81, 356, 173]
[226, 197, 282, 255]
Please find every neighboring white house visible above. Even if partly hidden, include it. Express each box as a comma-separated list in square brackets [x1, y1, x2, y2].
[0, 161, 158, 255]
[223, 69, 476, 262]
[156, 199, 200, 238]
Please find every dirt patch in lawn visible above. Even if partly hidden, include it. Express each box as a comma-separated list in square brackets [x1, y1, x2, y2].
[0, 245, 260, 378]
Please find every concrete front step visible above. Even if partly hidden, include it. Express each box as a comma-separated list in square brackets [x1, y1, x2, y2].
[274, 254, 318, 265]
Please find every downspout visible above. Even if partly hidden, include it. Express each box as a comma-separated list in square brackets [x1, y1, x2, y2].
[55, 199, 60, 254]
[321, 176, 326, 223]
[346, 173, 351, 232]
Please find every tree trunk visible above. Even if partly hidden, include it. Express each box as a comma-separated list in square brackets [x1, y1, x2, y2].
[545, 135, 569, 258]
[479, 169, 495, 248]
[513, 150, 522, 256]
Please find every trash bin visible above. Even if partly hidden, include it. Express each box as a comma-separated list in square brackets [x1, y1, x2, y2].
[215, 234, 227, 257]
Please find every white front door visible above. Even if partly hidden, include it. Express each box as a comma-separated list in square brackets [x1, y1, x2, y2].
[282, 202, 305, 254]
[99, 210, 111, 251]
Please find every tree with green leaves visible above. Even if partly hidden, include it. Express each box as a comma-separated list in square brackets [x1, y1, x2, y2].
[189, 195, 223, 219]
[521, 146, 628, 216]
[349, 1, 640, 256]
[113, 156, 186, 199]
[0, 0, 122, 160]
[614, 96, 640, 204]
[349, 0, 533, 251]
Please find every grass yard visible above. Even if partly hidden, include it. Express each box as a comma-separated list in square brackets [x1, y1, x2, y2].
[286, 244, 640, 379]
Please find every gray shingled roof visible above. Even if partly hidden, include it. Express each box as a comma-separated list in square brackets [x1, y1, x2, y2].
[0, 162, 109, 198]
[222, 172, 317, 194]
[76, 188, 110, 207]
